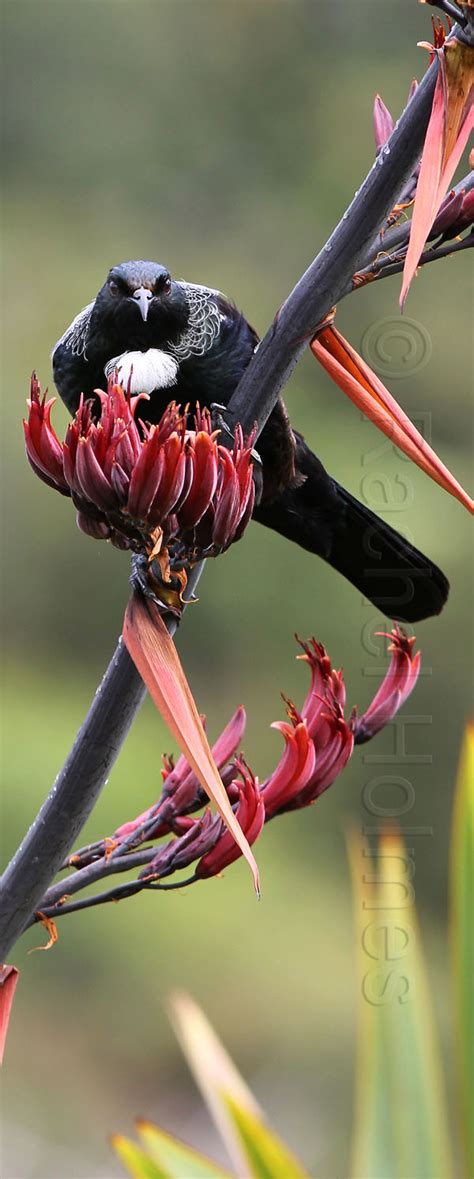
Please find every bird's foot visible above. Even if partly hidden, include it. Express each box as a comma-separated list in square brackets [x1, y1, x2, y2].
[130, 553, 162, 604]
[210, 402, 262, 466]
[210, 402, 233, 440]
[130, 553, 186, 619]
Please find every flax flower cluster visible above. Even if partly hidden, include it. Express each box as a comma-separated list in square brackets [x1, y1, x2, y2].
[58, 627, 420, 907]
[24, 376, 255, 568]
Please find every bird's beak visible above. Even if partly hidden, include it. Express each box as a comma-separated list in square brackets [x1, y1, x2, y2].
[132, 287, 153, 322]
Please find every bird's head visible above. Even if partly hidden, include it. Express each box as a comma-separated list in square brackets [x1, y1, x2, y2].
[92, 260, 189, 348]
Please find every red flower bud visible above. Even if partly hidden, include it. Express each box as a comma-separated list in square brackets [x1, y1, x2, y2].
[261, 714, 316, 817]
[429, 188, 465, 237]
[430, 185, 474, 241]
[373, 94, 394, 154]
[460, 187, 474, 228]
[353, 626, 421, 744]
[113, 706, 247, 847]
[196, 763, 265, 879]
[23, 375, 69, 494]
[177, 431, 219, 530]
[284, 701, 354, 810]
[141, 809, 220, 879]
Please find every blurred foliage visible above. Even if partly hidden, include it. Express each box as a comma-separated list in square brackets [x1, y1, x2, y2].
[115, 748, 474, 1179]
[114, 1121, 234, 1179]
[1, 1, 472, 1176]
[349, 730, 473, 1179]
[349, 829, 453, 1179]
[113, 992, 311, 1178]
[450, 725, 474, 1178]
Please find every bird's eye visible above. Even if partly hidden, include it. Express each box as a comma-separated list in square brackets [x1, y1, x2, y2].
[108, 279, 120, 296]
[160, 276, 172, 296]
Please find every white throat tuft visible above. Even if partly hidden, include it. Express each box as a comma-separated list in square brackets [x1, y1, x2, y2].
[104, 349, 179, 394]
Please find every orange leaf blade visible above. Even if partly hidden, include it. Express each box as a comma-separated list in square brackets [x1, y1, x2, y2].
[123, 593, 260, 895]
[311, 326, 473, 514]
[0, 966, 19, 1066]
[401, 40, 474, 308]
[400, 69, 446, 308]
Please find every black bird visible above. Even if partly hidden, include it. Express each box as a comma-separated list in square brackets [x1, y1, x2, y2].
[52, 259, 449, 622]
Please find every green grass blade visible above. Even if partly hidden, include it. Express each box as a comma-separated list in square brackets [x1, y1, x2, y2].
[112, 1134, 171, 1179]
[168, 991, 262, 1176]
[450, 723, 474, 1177]
[348, 832, 395, 1179]
[224, 1095, 310, 1179]
[168, 992, 310, 1177]
[136, 1120, 232, 1179]
[349, 829, 453, 1179]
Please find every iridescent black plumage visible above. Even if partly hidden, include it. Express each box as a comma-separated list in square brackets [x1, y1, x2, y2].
[52, 259, 449, 622]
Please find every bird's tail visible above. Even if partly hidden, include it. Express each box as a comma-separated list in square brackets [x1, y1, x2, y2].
[253, 443, 449, 622]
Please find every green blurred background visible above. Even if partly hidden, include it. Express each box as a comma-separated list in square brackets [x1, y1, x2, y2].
[1, 1, 472, 1175]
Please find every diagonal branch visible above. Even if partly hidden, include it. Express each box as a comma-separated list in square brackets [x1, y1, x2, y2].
[0, 45, 446, 962]
[0, 566, 204, 960]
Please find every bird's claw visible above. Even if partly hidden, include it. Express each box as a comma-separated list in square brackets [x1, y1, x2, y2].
[210, 403, 262, 466]
[130, 553, 163, 608]
[130, 553, 186, 620]
[250, 444, 262, 466]
[210, 402, 233, 439]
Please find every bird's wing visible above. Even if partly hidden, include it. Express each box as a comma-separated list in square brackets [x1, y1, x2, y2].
[169, 282, 228, 361]
[51, 300, 95, 361]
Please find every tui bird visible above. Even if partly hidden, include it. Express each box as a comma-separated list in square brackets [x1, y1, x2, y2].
[52, 259, 449, 622]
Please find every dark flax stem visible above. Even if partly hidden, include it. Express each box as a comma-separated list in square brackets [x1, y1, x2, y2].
[35, 875, 197, 921]
[0, 565, 204, 960]
[35, 847, 160, 915]
[358, 230, 474, 284]
[0, 640, 145, 957]
[0, 46, 444, 960]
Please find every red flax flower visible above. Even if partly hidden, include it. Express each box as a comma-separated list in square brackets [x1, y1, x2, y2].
[260, 627, 421, 817]
[261, 639, 354, 819]
[353, 629, 421, 745]
[139, 760, 265, 882]
[24, 375, 255, 567]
